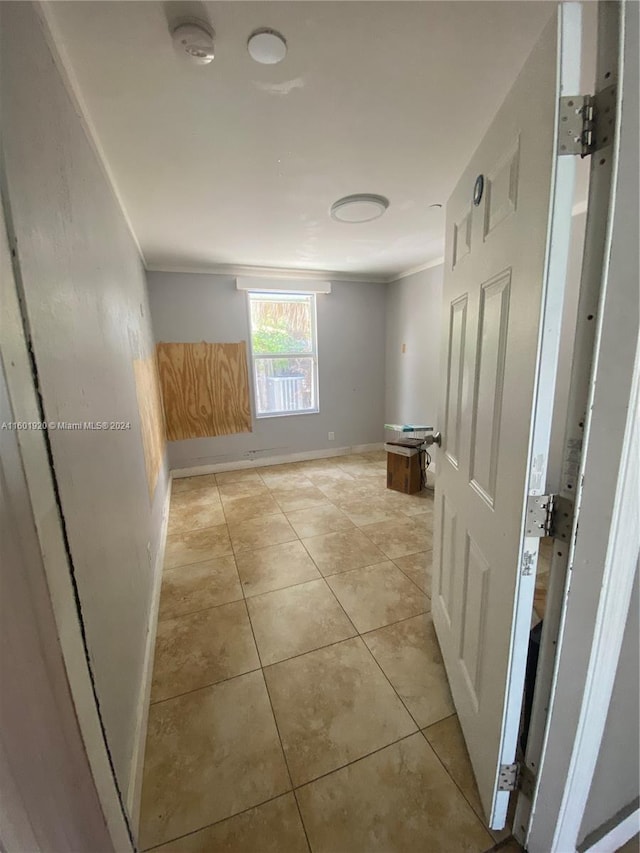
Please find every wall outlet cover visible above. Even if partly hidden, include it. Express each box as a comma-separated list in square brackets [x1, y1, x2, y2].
[328, 431, 335, 440]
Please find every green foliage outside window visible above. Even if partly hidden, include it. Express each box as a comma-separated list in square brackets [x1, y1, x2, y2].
[252, 323, 308, 354]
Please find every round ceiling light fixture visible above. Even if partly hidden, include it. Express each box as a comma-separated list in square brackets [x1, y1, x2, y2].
[171, 19, 215, 65]
[248, 28, 287, 64]
[330, 194, 390, 224]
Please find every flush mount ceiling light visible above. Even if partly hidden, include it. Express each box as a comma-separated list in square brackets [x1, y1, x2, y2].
[248, 28, 287, 64]
[330, 194, 390, 224]
[171, 19, 215, 65]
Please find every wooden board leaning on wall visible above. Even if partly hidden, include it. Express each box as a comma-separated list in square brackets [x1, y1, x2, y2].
[156, 342, 252, 442]
[133, 353, 166, 499]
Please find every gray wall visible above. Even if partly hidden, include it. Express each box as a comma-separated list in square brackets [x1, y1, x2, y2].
[147, 272, 386, 470]
[385, 264, 443, 429]
[0, 323, 113, 853]
[1, 2, 168, 799]
[579, 567, 639, 845]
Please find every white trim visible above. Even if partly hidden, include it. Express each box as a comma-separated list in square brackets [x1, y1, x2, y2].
[125, 477, 171, 834]
[246, 290, 320, 420]
[553, 338, 640, 852]
[348, 442, 383, 454]
[388, 256, 445, 283]
[171, 443, 384, 479]
[524, 4, 638, 848]
[146, 261, 388, 284]
[581, 807, 640, 853]
[494, 3, 580, 829]
[572, 198, 589, 216]
[34, 2, 146, 267]
[146, 258, 451, 285]
[237, 276, 331, 294]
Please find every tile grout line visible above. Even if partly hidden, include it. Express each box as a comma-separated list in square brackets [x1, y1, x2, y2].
[141, 790, 297, 852]
[149, 664, 264, 707]
[357, 623, 426, 735]
[240, 568, 315, 853]
[320, 575, 365, 638]
[152, 599, 440, 708]
[290, 788, 313, 853]
[418, 726, 501, 845]
[255, 471, 492, 841]
[150, 608, 433, 708]
[291, 731, 420, 792]
[391, 554, 434, 598]
[156, 458, 467, 848]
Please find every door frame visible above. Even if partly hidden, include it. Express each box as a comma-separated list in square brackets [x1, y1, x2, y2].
[516, 1, 639, 849]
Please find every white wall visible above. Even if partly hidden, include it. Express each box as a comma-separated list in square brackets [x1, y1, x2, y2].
[1, 2, 168, 801]
[579, 567, 639, 846]
[0, 336, 114, 853]
[147, 272, 386, 470]
[385, 264, 443, 429]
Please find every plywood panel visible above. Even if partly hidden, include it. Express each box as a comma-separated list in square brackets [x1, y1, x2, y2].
[133, 354, 166, 498]
[157, 342, 252, 441]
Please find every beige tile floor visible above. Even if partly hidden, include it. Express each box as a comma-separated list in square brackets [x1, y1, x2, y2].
[140, 451, 519, 852]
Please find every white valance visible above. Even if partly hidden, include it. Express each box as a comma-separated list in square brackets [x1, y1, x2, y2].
[235, 277, 331, 294]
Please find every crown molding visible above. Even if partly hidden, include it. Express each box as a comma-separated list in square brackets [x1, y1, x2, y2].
[388, 256, 446, 282]
[145, 255, 449, 284]
[144, 261, 391, 284]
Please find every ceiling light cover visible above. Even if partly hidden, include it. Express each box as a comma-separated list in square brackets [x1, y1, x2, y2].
[331, 194, 390, 224]
[248, 29, 287, 64]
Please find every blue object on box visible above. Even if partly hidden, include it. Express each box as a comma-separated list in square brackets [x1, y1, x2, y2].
[384, 423, 433, 432]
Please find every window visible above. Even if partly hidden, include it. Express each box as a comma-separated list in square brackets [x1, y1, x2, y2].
[248, 292, 319, 417]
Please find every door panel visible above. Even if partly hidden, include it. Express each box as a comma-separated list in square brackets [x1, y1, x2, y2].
[433, 4, 581, 829]
[470, 270, 511, 506]
[484, 139, 520, 239]
[444, 295, 468, 468]
[459, 535, 490, 705]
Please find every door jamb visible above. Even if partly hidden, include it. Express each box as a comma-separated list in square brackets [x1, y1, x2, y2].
[515, 2, 639, 849]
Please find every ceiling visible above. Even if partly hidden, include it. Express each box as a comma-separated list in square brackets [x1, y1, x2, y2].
[47, 1, 557, 280]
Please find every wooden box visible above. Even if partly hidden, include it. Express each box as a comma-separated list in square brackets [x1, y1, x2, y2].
[386, 449, 421, 494]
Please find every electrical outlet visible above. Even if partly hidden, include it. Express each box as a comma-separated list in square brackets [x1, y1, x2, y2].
[328, 431, 335, 441]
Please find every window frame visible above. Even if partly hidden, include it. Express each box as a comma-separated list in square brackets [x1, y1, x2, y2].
[246, 290, 320, 419]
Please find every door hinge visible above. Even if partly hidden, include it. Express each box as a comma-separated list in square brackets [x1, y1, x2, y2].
[526, 494, 574, 541]
[498, 763, 520, 791]
[498, 762, 537, 795]
[557, 85, 616, 157]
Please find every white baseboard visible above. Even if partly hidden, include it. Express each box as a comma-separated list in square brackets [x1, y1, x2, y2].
[171, 443, 384, 479]
[125, 476, 172, 833]
[351, 442, 385, 454]
[581, 808, 639, 853]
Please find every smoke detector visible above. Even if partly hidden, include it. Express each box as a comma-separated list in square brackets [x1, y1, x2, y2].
[171, 19, 215, 65]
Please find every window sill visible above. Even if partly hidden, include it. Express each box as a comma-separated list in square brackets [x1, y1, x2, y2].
[255, 409, 320, 420]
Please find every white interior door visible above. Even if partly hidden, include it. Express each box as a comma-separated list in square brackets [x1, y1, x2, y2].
[432, 4, 582, 830]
